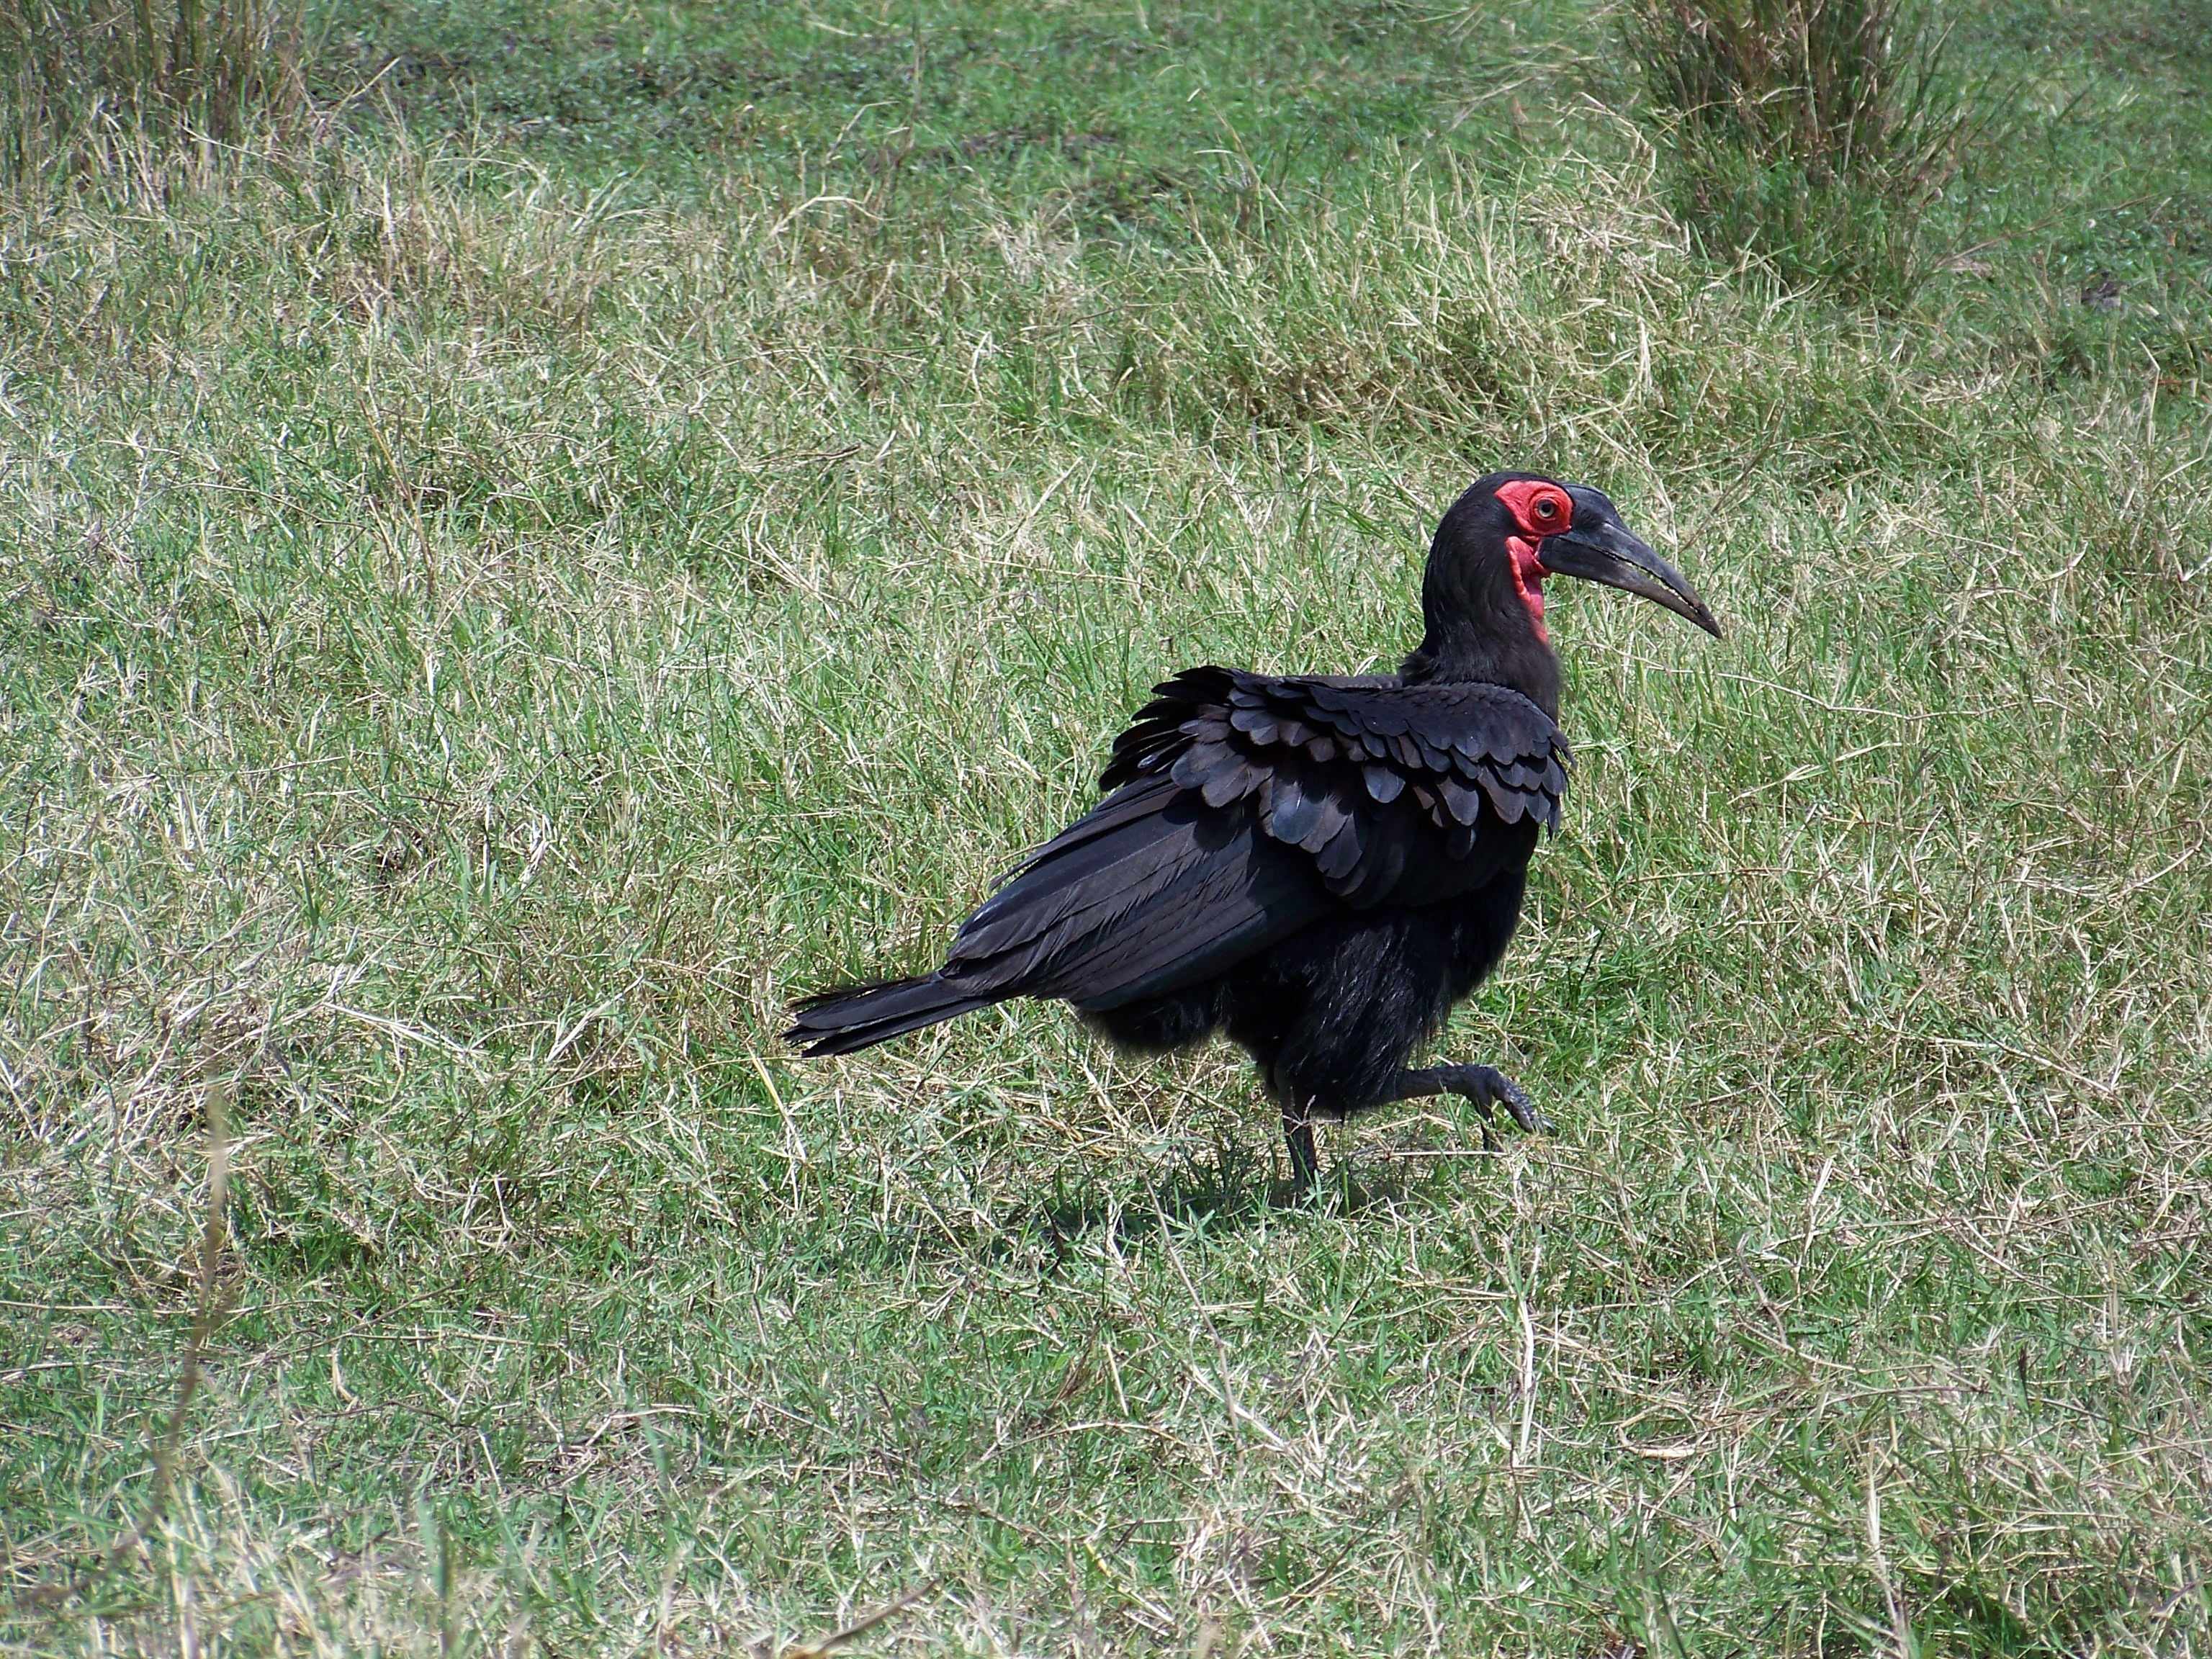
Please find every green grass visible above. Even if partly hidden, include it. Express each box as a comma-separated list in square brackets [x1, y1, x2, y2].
[4, 0, 2211, 1652]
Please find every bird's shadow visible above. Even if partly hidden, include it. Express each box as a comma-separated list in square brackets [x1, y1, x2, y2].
[819, 1138, 1475, 1281]
[1012, 1138, 1446, 1263]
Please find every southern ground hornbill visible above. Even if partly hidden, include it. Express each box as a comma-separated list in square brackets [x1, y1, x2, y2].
[788, 474, 1719, 1184]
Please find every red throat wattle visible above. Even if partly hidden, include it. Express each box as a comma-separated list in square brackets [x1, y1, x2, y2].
[1506, 536, 1548, 644]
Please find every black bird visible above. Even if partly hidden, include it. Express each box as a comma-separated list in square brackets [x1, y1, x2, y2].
[788, 475, 1719, 1184]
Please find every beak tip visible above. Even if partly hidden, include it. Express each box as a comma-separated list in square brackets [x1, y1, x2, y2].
[1550, 513, 1722, 641]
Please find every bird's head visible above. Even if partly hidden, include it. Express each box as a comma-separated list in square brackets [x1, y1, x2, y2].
[1410, 472, 1720, 709]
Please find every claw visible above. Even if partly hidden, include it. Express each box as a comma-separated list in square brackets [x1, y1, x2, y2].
[1493, 1079, 1551, 1136]
[1460, 1066, 1552, 1138]
[1511, 1096, 1557, 1136]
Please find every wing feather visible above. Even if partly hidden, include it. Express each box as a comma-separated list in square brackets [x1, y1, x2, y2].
[1103, 669, 1565, 902]
[945, 665, 1568, 1010]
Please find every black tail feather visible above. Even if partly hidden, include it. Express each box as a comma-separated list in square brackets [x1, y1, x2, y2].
[783, 973, 1002, 1056]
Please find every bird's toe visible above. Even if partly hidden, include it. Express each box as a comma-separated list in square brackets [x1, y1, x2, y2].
[1470, 1066, 1550, 1136]
[1511, 1096, 1557, 1136]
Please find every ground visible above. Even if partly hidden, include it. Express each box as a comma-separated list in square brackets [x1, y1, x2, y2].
[3, 0, 2211, 1653]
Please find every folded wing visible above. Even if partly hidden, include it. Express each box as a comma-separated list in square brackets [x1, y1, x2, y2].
[932, 666, 1569, 1012]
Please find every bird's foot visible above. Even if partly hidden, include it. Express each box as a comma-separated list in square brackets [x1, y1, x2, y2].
[1436, 1064, 1555, 1137]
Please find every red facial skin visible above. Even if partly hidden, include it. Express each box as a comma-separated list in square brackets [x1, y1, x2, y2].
[1491, 480, 1575, 644]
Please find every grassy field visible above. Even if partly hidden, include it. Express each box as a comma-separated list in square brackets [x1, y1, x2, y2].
[4, 0, 2211, 1652]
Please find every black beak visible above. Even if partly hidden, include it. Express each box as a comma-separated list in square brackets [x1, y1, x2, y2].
[1546, 487, 1722, 637]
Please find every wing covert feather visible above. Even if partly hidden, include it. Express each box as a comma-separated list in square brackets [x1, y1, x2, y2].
[1099, 665, 1568, 904]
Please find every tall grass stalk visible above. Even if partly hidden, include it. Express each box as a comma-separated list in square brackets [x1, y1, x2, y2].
[1622, 0, 1987, 299]
[1, 0, 305, 179]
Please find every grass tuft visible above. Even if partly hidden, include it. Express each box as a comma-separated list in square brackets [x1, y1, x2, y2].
[1620, 0, 1992, 299]
[1, 0, 307, 181]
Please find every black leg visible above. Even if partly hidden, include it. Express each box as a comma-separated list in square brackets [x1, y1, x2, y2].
[1282, 1102, 1320, 1187]
[1386, 1064, 1555, 1136]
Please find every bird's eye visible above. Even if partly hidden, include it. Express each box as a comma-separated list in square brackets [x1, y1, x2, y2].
[1533, 495, 1560, 521]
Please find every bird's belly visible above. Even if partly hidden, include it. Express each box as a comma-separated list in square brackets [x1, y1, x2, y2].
[1204, 866, 1526, 1104]
[1439, 864, 1530, 1002]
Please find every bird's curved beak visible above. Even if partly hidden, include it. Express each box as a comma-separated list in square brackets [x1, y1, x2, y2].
[1545, 491, 1722, 637]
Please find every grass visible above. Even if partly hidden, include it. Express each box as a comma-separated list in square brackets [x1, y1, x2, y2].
[2, 0, 2211, 1652]
[2, 0, 307, 179]
[1619, 0, 1991, 299]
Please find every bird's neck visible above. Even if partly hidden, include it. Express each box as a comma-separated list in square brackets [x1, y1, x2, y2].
[1403, 559, 1563, 719]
